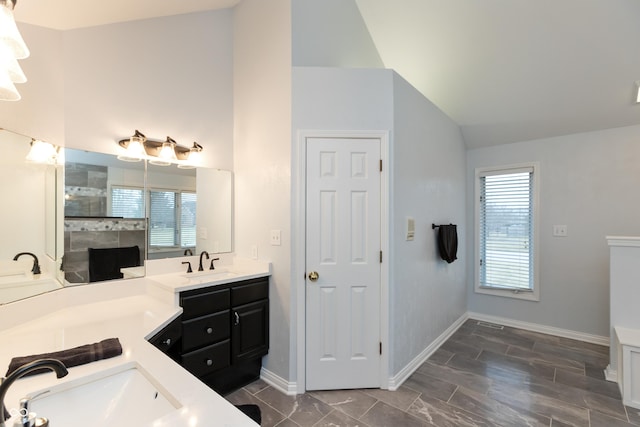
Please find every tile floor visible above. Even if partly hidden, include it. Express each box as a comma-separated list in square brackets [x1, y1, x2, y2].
[225, 319, 638, 426]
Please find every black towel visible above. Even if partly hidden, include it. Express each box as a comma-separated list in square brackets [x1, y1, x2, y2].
[88, 246, 140, 282]
[6, 338, 123, 377]
[437, 224, 458, 263]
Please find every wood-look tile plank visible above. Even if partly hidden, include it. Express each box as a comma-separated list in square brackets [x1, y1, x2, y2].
[255, 387, 333, 426]
[416, 361, 493, 394]
[408, 393, 495, 426]
[428, 348, 454, 365]
[554, 369, 622, 400]
[440, 339, 483, 360]
[225, 387, 287, 427]
[446, 353, 545, 386]
[477, 350, 556, 381]
[488, 381, 590, 426]
[360, 401, 428, 427]
[533, 341, 609, 369]
[450, 331, 511, 354]
[308, 389, 378, 419]
[403, 370, 458, 402]
[448, 386, 552, 427]
[362, 386, 421, 412]
[626, 405, 640, 425]
[590, 410, 635, 427]
[506, 345, 585, 372]
[313, 410, 369, 427]
[470, 325, 537, 350]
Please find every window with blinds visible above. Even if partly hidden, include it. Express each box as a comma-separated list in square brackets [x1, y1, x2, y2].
[111, 187, 144, 218]
[149, 190, 197, 248]
[476, 164, 539, 300]
[110, 187, 196, 249]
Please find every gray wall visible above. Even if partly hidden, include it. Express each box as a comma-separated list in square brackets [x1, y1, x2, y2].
[391, 73, 467, 374]
[466, 124, 640, 338]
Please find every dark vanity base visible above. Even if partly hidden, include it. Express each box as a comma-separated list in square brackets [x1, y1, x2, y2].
[203, 357, 263, 395]
[148, 277, 269, 397]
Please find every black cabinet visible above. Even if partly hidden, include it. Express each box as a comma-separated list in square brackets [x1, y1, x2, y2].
[150, 277, 269, 395]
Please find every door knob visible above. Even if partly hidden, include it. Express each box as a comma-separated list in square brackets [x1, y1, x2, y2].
[308, 271, 319, 282]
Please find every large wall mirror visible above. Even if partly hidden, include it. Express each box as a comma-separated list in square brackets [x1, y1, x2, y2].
[0, 129, 233, 304]
[63, 148, 233, 284]
[0, 128, 63, 304]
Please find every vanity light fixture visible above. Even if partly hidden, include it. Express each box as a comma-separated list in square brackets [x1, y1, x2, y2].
[635, 81, 640, 104]
[117, 131, 204, 167]
[25, 139, 58, 164]
[0, 0, 29, 101]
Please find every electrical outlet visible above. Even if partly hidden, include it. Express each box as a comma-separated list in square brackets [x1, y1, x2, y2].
[553, 225, 567, 237]
[270, 230, 281, 246]
[251, 245, 258, 259]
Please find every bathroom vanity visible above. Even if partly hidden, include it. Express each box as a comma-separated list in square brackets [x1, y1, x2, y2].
[150, 276, 269, 394]
[0, 257, 270, 427]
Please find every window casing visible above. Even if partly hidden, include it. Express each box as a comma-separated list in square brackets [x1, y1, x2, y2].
[475, 163, 539, 301]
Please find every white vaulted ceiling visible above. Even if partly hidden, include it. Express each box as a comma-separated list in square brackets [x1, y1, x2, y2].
[355, 0, 640, 148]
[14, 0, 640, 148]
[13, 0, 241, 30]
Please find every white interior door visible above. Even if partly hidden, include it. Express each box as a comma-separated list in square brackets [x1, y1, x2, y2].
[305, 137, 381, 390]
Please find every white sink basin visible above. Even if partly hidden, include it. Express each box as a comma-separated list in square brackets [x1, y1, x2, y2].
[180, 268, 237, 282]
[27, 364, 180, 427]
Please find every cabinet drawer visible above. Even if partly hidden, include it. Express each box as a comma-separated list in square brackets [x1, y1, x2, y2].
[182, 339, 230, 378]
[231, 278, 268, 306]
[181, 287, 230, 320]
[182, 310, 230, 352]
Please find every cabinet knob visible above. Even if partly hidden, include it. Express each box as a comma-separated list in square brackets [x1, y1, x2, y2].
[206, 359, 213, 366]
[206, 327, 213, 334]
[162, 338, 171, 346]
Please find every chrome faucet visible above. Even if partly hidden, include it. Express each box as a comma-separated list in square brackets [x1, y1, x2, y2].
[0, 359, 68, 427]
[198, 251, 209, 272]
[12, 253, 41, 275]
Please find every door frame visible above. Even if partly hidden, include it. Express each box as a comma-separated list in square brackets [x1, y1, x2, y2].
[293, 130, 391, 393]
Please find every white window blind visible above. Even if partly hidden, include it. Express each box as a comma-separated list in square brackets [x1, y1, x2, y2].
[180, 192, 197, 247]
[479, 168, 534, 291]
[111, 187, 144, 218]
[149, 190, 177, 247]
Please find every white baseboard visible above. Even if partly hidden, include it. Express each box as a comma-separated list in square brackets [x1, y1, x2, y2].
[261, 367, 298, 396]
[605, 364, 618, 383]
[467, 311, 609, 347]
[387, 313, 468, 390]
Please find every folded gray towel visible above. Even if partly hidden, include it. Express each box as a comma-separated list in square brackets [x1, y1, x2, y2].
[5, 338, 123, 377]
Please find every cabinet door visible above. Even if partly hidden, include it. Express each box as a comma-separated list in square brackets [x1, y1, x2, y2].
[232, 299, 269, 362]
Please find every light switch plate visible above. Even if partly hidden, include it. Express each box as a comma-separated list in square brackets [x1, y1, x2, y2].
[251, 245, 258, 259]
[406, 217, 415, 241]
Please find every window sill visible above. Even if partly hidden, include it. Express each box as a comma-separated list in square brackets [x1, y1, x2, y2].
[474, 286, 539, 302]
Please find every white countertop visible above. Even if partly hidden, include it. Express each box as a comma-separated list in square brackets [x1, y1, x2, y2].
[0, 257, 271, 427]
